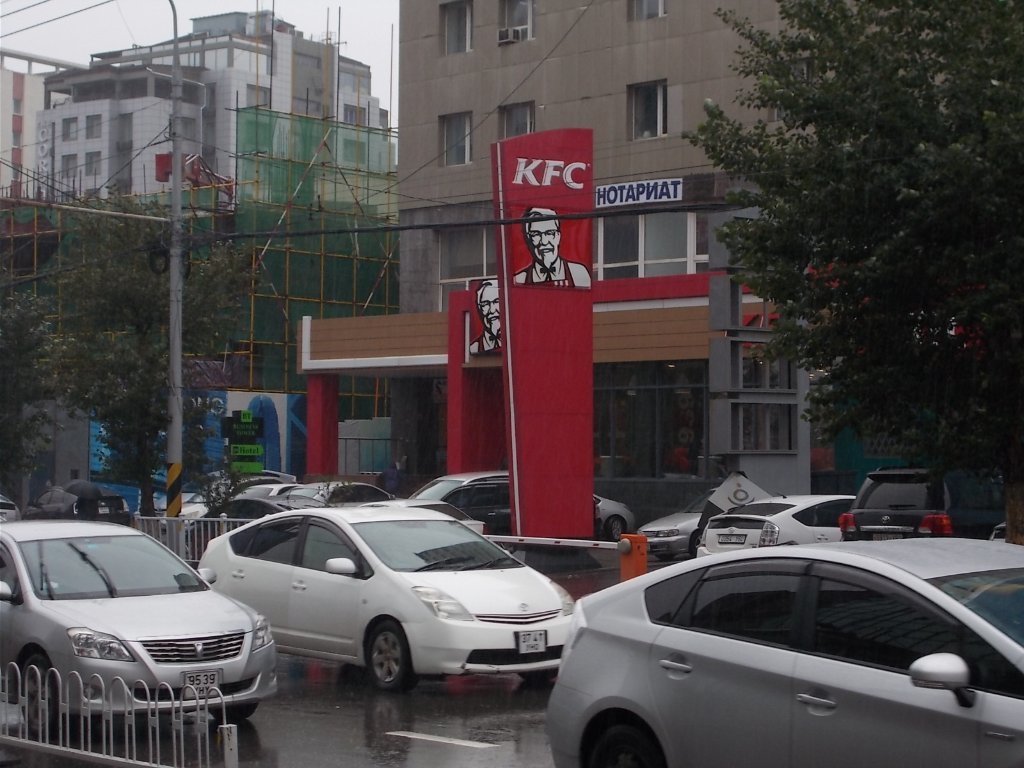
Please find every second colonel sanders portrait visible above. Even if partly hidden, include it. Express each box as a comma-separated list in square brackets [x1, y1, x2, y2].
[469, 278, 501, 355]
[514, 207, 592, 288]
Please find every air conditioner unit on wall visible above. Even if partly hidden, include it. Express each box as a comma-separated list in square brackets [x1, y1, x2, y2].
[510, 26, 529, 41]
[497, 27, 513, 44]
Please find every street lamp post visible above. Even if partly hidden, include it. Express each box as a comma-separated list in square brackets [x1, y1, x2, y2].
[166, 0, 184, 517]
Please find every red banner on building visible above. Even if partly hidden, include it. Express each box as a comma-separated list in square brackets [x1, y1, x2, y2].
[492, 129, 594, 537]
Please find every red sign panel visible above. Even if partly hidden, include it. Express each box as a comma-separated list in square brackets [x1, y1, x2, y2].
[492, 129, 594, 537]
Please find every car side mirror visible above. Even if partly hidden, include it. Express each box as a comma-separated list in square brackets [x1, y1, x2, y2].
[325, 557, 358, 576]
[909, 652, 975, 708]
[0, 581, 14, 603]
[197, 567, 218, 584]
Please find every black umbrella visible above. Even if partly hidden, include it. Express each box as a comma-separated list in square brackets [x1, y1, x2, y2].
[62, 480, 106, 500]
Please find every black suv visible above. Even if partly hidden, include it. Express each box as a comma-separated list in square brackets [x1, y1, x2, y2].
[839, 468, 1004, 541]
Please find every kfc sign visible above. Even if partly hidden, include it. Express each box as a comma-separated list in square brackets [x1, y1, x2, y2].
[512, 158, 589, 190]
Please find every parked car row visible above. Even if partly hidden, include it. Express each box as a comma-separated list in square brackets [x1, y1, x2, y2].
[408, 470, 636, 541]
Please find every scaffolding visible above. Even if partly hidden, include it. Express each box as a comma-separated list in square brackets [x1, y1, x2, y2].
[0, 107, 399, 419]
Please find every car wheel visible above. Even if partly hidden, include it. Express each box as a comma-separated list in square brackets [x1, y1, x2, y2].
[687, 530, 701, 558]
[588, 723, 666, 768]
[22, 652, 59, 739]
[602, 515, 626, 541]
[367, 620, 418, 692]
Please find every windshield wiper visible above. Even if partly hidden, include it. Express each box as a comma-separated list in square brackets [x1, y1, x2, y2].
[414, 556, 472, 572]
[67, 543, 117, 597]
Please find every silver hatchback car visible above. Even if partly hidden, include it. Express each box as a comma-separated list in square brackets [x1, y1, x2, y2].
[0, 521, 277, 732]
[547, 538, 1024, 768]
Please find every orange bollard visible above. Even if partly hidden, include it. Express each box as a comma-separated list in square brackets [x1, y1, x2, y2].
[618, 533, 648, 581]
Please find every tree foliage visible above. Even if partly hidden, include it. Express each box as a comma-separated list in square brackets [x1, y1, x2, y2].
[688, 0, 1024, 541]
[0, 284, 55, 498]
[54, 199, 252, 514]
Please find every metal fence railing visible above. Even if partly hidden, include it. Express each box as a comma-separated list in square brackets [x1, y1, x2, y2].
[1, 661, 238, 768]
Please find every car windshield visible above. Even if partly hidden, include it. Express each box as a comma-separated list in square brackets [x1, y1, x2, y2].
[408, 478, 468, 501]
[18, 534, 207, 600]
[929, 568, 1024, 646]
[353, 519, 522, 572]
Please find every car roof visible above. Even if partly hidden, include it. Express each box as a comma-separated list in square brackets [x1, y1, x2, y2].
[0, 519, 140, 542]
[698, 538, 1024, 581]
[257, 505, 454, 526]
[734, 494, 854, 508]
[427, 471, 508, 483]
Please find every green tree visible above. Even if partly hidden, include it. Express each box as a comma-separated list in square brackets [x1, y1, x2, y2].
[0, 284, 55, 499]
[688, 0, 1024, 542]
[54, 200, 252, 514]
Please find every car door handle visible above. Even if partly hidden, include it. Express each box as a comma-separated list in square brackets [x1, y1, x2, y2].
[658, 659, 693, 673]
[291, 581, 307, 591]
[230, 569, 245, 579]
[796, 693, 837, 710]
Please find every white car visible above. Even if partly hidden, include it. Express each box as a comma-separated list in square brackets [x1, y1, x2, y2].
[199, 506, 574, 691]
[0, 521, 277, 734]
[696, 494, 854, 557]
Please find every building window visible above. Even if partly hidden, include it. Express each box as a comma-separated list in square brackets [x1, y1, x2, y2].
[629, 80, 668, 139]
[441, 112, 472, 166]
[62, 117, 78, 141]
[629, 0, 665, 20]
[246, 84, 270, 108]
[442, 1, 472, 54]
[11, 131, 21, 148]
[500, 102, 534, 138]
[735, 403, 796, 451]
[500, 0, 533, 35]
[594, 361, 712, 479]
[86, 114, 102, 139]
[343, 103, 367, 125]
[84, 151, 102, 177]
[61, 153, 77, 180]
[596, 211, 708, 279]
[438, 226, 495, 310]
[12, 98, 22, 115]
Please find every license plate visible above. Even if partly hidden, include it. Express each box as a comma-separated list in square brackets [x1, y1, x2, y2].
[182, 669, 221, 697]
[872, 533, 902, 541]
[516, 630, 547, 654]
[717, 534, 746, 544]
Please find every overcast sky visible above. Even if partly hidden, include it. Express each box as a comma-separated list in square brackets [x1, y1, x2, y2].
[2, 0, 400, 118]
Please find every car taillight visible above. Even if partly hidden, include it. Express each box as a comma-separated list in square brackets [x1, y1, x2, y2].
[758, 521, 780, 547]
[838, 512, 856, 533]
[920, 513, 953, 536]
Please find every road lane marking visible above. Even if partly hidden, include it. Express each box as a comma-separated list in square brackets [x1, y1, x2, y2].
[386, 731, 498, 749]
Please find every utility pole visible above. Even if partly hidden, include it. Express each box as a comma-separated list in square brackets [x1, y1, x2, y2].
[166, 0, 184, 518]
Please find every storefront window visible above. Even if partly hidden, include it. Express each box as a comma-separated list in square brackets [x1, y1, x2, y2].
[594, 361, 710, 479]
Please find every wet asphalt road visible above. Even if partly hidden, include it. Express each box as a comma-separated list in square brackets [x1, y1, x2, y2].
[234, 654, 557, 768]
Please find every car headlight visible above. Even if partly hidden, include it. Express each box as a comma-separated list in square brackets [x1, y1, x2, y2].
[67, 628, 134, 661]
[551, 580, 575, 616]
[412, 586, 474, 621]
[252, 614, 273, 649]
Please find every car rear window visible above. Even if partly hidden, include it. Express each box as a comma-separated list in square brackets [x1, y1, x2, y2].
[725, 502, 794, 516]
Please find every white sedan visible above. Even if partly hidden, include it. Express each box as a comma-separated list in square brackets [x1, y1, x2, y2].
[696, 494, 854, 557]
[198, 506, 574, 691]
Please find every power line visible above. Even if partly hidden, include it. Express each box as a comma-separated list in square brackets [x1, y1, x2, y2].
[0, 0, 116, 38]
